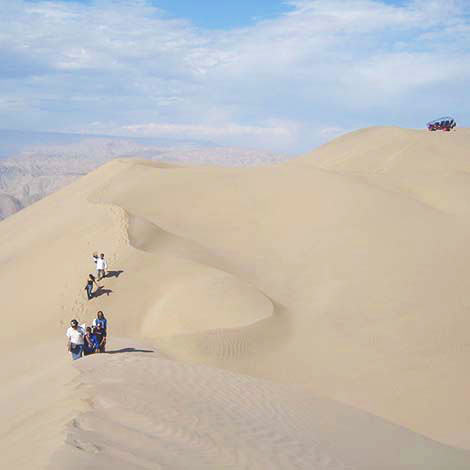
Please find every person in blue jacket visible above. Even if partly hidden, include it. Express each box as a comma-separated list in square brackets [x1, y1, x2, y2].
[93, 323, 107, 353]
[93, 310, 107, 333]
[83, 326, 99, 356]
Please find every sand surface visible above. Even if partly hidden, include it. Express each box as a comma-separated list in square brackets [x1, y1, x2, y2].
[1, 127, 470, 468]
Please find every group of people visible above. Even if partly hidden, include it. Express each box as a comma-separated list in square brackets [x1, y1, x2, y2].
[85, 252, 108, 300]
[66, 252, 112, 360]
[66, 311, 108, 360]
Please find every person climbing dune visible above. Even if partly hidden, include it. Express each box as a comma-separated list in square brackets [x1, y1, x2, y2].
[93, 323, 106, 353]
[96, 253, 108, 281]
[85, 273, 101, 300]
[92, 310, 108, 335]
[66, 319, 85, 360]
[83, 326, 99, 356]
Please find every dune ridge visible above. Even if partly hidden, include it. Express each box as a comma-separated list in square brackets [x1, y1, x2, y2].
[1, 128, 470, 468]
[49, 345, 470, 470]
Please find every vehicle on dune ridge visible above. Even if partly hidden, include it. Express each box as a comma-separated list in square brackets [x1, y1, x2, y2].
[427, 116, 456, 132]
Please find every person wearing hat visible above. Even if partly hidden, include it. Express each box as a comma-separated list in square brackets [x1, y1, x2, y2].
[66, 319, 85, 360]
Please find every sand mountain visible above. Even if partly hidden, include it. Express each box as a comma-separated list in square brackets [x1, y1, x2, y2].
[1, 127, 470, 469]
[0, 137, 286, 220]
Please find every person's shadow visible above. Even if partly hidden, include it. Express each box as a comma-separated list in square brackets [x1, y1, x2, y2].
[93, 287, 113, 298]
[106, 270, 124, 279]
[107, 348, 154, 354]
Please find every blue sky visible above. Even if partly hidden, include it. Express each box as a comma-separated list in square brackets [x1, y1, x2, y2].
[153, 0, 294, 29]
[44, 0, 406, 30]
[1, 0, 470, 152]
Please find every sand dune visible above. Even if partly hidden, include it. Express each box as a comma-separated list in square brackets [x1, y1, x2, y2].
[50, 342, 470, 470]
[1, 128, 470, 468]
[0, 136, 286, 220]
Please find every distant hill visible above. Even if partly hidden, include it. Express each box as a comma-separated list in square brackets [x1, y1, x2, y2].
[0, 128, 215, 158]
[0, 132, 287, 220]
[0, 193, 22, 220]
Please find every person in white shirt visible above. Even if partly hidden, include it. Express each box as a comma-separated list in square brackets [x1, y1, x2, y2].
[96, 253, 108, 281]
[66, 319, 86, 360]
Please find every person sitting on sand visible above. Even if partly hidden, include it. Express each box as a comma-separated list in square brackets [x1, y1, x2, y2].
[85, 274, 100, 300]
[83, 326, 99, 356]
[93, 323, 107, 353]
[96, 253, 108, 281]
[66, 319, 85, 360]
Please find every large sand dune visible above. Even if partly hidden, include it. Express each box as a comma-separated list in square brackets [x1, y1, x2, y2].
[1, 127, 470, 469]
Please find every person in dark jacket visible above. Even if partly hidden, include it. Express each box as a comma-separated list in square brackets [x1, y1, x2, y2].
[83, 326, 99, 355]
[92, 311, 107, 334]
[93, 323, 107, 353]
[85, 274, 100, 300]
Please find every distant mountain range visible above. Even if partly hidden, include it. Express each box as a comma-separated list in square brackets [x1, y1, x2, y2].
[0, 129, 288, 220]
[0, 128, 216, 158]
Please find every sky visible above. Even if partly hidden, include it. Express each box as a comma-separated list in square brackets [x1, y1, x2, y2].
[1, 0, 470, 152]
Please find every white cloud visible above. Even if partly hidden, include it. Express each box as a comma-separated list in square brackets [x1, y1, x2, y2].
[0, 0, 469, 151]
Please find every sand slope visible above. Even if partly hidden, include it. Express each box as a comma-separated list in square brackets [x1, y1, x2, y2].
[1, 127, 470, 468]
[50, 344, 470, 470]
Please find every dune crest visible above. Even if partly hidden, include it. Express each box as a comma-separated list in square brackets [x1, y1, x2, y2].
[49, 346, 470, 470]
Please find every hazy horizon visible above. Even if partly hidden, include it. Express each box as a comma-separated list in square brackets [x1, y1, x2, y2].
[0, 127, 222, 158]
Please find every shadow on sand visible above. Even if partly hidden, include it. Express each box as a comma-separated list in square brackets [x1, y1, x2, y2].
[107, 347, 155, 354]
[93, 287, 113, 298]
[106, 270, 124, 279]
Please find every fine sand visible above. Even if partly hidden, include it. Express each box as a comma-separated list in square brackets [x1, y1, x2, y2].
[1, 127, 470, 469]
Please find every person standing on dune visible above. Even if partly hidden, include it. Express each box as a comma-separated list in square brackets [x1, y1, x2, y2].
[93, 323, 107, 353]
[83, 326, 99, 356]
[96, 253, 108, 281]
[93, 311, 107, 335]
[66, 319, 85, 360]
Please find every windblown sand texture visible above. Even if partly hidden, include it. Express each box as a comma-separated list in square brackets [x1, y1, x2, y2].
[1, 127, 470, 469]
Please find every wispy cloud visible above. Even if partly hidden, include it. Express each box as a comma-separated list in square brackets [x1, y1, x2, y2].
[1, 0, 469, 151]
